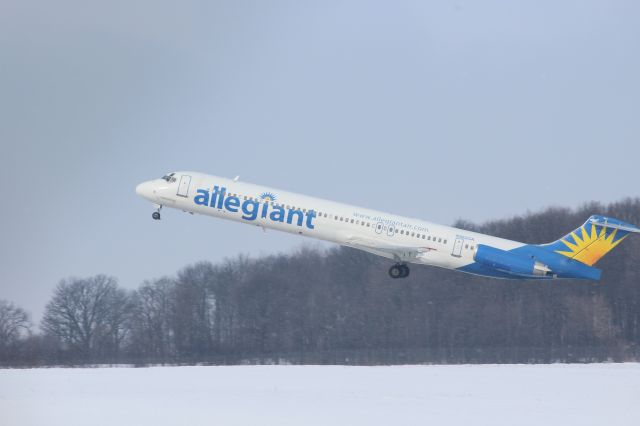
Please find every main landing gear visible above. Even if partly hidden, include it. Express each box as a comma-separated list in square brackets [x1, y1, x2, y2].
[389, 264, 410, 279]
[152, 205, 162, 220]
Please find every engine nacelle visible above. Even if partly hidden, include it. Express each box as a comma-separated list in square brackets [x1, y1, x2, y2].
[474, 244, 553, 278]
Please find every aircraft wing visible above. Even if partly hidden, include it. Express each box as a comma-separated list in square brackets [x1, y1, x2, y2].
[344, 235, 437, 262]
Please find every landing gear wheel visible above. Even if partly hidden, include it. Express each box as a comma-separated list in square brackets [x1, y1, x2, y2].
[152, 211, 161, 220]
[389, 264, 410, 279]
[389, 265, 402, 279]
[400, 264, 410, 278]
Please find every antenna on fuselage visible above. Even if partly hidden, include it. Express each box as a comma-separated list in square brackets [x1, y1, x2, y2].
[233, 175, 240, 182]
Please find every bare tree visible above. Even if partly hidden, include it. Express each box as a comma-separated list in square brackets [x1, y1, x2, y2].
[172, 262, 218, 358]
[129, 277, 175, 361]
[0, 300, 31, 352]
[41, 275, 127, 360]
[102, 286, 132, 358]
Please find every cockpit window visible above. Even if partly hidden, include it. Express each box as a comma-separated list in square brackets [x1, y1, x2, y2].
[161, 172, 177, 182]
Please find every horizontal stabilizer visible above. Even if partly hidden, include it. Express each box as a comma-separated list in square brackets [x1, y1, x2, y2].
[587, 215, 640, 233]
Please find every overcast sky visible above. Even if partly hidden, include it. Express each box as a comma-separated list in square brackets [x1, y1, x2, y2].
[1, 0, 639, 321]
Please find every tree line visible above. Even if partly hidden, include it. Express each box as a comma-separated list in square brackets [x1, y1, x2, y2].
[2, 198, 640, 367]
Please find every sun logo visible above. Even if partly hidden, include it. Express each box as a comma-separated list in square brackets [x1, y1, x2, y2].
[259, 192, 277, 202]
[555, 224, 626, 266]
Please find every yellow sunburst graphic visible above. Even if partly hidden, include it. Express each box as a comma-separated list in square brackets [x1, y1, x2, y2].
[556, 224, 626, 266]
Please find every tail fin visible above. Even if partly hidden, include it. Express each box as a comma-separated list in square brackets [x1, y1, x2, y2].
[542, 215, 640, 266]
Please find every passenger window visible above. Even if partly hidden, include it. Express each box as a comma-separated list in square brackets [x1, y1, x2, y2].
[438, 238, 442, 243]
[350, 219, 354, 223]
[422, 235, 425, 239]
[366, 223, 370, 227]
[411, 232, 415, 237]
[444, 239, 447, 244]
[356, 220, 360, 225]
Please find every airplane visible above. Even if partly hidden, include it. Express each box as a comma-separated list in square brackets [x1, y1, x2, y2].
[136, 171, 640, 280]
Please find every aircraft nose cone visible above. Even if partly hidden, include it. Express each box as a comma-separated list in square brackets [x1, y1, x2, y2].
[135, 181, 155, 200]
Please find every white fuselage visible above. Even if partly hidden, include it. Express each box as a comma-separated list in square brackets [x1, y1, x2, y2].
[136, 172, 524, 273]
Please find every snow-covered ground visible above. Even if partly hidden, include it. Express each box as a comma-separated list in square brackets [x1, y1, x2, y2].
[1, 363, 639, 426]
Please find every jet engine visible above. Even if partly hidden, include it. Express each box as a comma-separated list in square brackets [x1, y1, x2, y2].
[474, 244, 553, 278]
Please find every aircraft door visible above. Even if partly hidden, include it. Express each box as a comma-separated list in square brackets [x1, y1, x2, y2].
[177, 175, 192, 198]
[451, 237, 464, 257]
[387, 225, 395, 237]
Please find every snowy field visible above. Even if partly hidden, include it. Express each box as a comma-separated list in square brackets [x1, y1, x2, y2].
[1, 364, 639, 426]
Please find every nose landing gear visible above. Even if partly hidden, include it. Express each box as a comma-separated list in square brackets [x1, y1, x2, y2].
[152, 205, 162, 220]
[389, 264, 410, 279]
